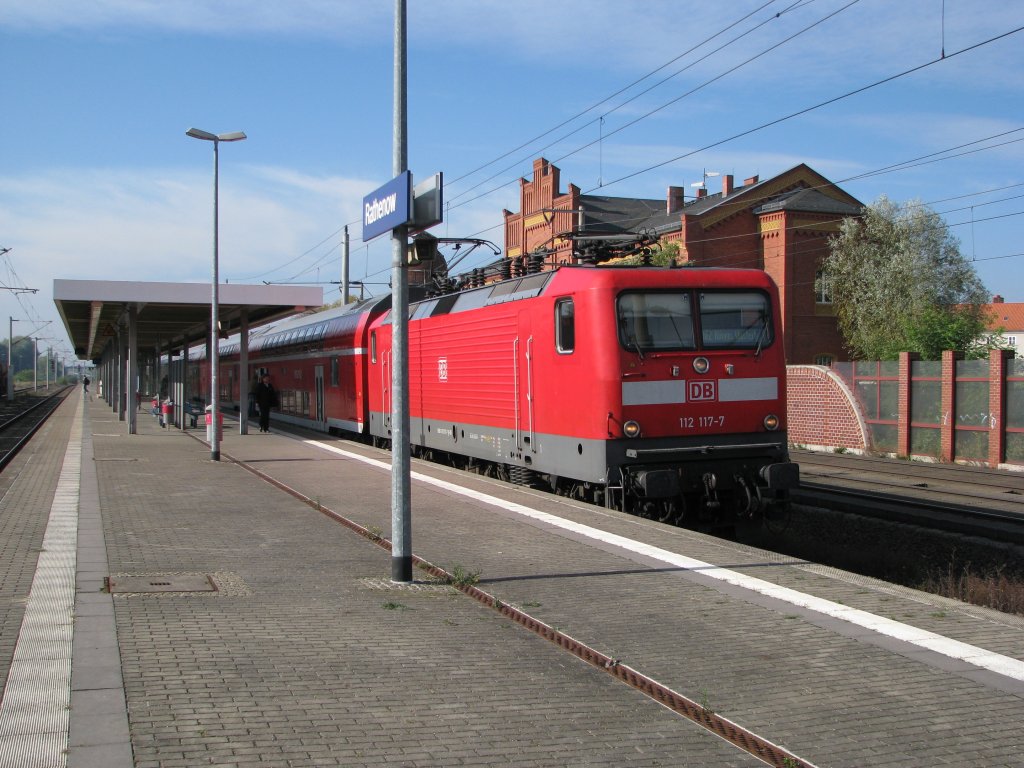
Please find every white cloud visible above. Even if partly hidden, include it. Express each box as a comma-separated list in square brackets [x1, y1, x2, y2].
[0, 163, 398, 343]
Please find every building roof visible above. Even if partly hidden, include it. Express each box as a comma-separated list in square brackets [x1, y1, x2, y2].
[574, 165, 863, 238]
[577, 194, 673, 235]
[752, 187, 862, 216]
[983, 302, 1024, 332]
[54, 280, 323, 361]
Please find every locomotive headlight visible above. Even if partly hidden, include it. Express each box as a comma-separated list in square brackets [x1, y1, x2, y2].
[693, 357, 710, 374]
[623, 420, 641, 438]
[763, 414, 780, 431]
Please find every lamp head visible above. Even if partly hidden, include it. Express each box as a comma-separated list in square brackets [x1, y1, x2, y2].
[186, 127, 247, 142]
[186, 127, 217, 141]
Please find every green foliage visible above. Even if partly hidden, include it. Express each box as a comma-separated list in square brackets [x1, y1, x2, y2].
[447, 564, 481, 588]
[903, 302, 998, 359]
[823, 196, 993, 359]
[618, 241, 680, 267]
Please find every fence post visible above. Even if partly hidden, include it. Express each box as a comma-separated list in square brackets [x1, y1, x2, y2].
[940, 350, 962, 462]
[988, 348, 1012, 467]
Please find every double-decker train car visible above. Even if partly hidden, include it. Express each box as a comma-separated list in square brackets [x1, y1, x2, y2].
[211, 264, 798, 525]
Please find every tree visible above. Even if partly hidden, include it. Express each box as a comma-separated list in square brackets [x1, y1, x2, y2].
[822, 196, 993, 359]
[618, 241, 681, 267]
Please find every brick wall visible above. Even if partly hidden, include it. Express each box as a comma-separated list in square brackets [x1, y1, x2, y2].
[786, 365, 868, 451]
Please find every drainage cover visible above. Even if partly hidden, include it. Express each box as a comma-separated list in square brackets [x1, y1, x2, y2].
[107, 573, 217, 593]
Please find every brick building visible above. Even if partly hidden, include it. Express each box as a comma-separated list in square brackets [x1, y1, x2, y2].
[502, 158, 864, 364]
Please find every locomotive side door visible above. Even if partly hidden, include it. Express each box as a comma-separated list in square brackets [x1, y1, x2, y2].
[515, 311, 535, 454]
[381, 349, 391, 430]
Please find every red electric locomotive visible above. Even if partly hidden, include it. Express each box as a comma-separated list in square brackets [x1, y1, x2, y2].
[214, 264, 798, 525]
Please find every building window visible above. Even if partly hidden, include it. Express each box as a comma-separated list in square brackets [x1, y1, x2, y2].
[814, 270, 832, 304]
[814, 354, 834, 366]
[1007, 336, 1017, 347]
[555, 298, 575, 353]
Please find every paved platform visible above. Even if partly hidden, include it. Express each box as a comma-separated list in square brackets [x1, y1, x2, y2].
[2, 392, 1024, 767]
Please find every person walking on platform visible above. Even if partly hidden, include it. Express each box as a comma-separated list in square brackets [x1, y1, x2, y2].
[254, 374, 278, 433]
[82, 375, 92, 400]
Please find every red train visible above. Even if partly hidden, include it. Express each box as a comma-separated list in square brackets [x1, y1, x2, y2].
[209, 264, 798, 525]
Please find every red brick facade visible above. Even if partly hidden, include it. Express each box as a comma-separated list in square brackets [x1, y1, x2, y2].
[503, 158, 861, 364]
[786, 366, 868, 450]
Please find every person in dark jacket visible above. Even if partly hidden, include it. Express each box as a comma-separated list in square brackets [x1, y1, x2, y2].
[254, 374, 278, 433]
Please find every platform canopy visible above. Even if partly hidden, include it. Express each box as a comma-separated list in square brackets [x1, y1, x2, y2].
[54, 280, 324, 361]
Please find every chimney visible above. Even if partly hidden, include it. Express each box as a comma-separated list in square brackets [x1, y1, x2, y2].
[696, 187, 707, 199]
[743, 175, 759, 186]
[667, 186, 685, 214]
[722, 174, 734, 197]
[993, 294, 1005, 303]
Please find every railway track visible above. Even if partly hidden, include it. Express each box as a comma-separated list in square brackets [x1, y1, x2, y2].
[792, 449, 1024, 546]
[0, 386, 75, 471]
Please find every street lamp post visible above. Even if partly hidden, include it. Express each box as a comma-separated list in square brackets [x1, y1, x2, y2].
[186, 127, 246, 462]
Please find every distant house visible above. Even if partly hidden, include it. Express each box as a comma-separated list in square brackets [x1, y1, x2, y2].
[502, 158, 864, 365]
[983, 296, 1024, 357]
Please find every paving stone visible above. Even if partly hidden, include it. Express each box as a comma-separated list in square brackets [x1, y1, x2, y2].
[4, 395, 1024, 767]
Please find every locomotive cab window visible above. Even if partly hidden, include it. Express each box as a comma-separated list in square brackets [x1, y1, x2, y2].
[698, 291, 772, 349]
[555, 298, 575, 353]
[617, 292, 695, 352]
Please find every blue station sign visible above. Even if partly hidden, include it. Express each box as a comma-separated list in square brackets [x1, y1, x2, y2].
[362, 171, 412, 242]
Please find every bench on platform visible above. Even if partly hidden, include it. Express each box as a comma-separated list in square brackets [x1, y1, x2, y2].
[184, 401, 203, 429]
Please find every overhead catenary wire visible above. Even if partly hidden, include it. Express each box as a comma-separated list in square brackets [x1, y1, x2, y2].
[250, 2, 838, 289]
[586, 24, 1024, 194]
[445, 0, 810, 203]
[447, 0, 854, 208]
[238, 2, 803, 288]
[233, 13, 1024, 295]
[445, 21, 1024, 218]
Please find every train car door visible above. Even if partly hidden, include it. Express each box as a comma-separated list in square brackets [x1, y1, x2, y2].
[314, 365, 326, 426]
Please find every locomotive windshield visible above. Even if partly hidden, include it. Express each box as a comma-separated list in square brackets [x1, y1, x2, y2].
[617, 292, 696, 352]
[617, 290, 772, 352]
[698, 291, 773, 349]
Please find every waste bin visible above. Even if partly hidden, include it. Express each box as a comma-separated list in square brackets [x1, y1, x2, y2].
[205, 410, 223, 442]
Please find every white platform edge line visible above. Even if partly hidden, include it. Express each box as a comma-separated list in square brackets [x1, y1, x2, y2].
[300, 437, 1024, 684]
[0, 396, 82, 766]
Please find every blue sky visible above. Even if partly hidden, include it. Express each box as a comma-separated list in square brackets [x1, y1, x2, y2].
[2, 0, 1022, 360]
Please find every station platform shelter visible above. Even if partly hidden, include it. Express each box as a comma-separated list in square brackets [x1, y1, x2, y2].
[53, 280, 322, 437]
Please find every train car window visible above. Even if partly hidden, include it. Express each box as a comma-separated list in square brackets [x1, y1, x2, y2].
[330, 357, 340, 386]
[698, 291, 773, 349]
[555, 298, 575, 354]
[370, 331, 377, 363]
[617, 292, 695, 352]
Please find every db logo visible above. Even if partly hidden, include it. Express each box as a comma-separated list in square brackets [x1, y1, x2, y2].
[438, 357, 448, 382]
[688, 380, 716, 402]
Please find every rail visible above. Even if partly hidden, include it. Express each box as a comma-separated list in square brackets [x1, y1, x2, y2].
[792, 450, 1024, 546]
[0, 386, 74, 471]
